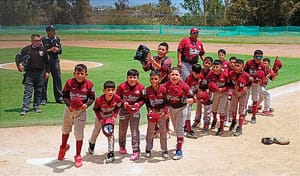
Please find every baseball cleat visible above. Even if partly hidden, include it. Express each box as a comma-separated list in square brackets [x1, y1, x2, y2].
[162, 151, 169, 159]
[145, 151, 152, 158]
[20, 110, 29, 116]
[106, 152, 115, 163]
[215, 128, 224, 136]
[130, 152, 140, 161]
[58, 144, 70, 160]
[251, 116, 256, 124]
[229, 120, 236, 131]
[185, 130, 197, 139]
[211, 120, 217, 129]
[233, 126, 242, 136]
[88, 141, 95, 155]
[173, 150, 183, 160]
[74, 155, 82, 168]
[119, 146, 127, 154]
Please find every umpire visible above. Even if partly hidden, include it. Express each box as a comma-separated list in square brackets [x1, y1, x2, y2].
[17, 34, 50, 116]
[41, 25, 64, 104]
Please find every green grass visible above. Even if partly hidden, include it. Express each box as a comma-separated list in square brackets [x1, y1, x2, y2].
[0, 46, 299, 128]
[1, 33, 300, 44]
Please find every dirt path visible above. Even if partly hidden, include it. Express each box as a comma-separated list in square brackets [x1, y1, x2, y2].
[0, 82, 299, 176]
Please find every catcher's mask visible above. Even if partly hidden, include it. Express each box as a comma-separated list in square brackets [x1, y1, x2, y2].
[133, 45, 150, 64]
[102, 118, 114, 137]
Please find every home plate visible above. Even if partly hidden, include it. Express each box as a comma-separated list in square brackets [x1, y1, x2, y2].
[26, 157, 58, 167]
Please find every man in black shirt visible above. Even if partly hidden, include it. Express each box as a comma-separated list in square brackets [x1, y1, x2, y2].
[41, 25, 64, 104]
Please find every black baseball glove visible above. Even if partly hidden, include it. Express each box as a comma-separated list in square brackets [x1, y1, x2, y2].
[15, 54, 30, 71]
[133, 45, 150, 65]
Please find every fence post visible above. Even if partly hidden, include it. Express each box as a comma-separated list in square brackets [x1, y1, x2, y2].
[159, 25, 163, 35]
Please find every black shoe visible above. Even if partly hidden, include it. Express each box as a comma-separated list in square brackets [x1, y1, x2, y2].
[41, 100, 47, 105]
[162, 151, 169, 159]
[211, 121, 217, 129]
[88, 142, 95, 154]
[145, 151, 152, 158]
[56, 99, 65, 104]
[20, 110, 29, 116]
[229, 120, 236, 131]
[106, 151, 115, 163]
[233, 126, 242, 136]
[215, 128, 224, 136]
[251, 116, 256, 124]
[186, 130, 197, 139]
[33, 108, 42, 113]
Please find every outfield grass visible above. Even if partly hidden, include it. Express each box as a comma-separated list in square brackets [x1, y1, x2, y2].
[0, 46, 299, 128]
[1, 34, 300, 44]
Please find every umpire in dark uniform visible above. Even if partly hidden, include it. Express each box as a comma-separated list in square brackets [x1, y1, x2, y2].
[17, 34, 50, 116]
[41, 25, 64, 104]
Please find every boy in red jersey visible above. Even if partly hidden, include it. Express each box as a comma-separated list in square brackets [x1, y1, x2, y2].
[57, 64, 95, 168]
[244, 50, 266, 124]
[116, 69, 145, 161]
[144, 70, 169, 159]
[87, 80, 123, 163]
[228, 59, 252, 136]
[207, 60, 229, 136]
[164, 67, 195, 160]
[192, 56, 213, 130]
[183, 63, 202, 139]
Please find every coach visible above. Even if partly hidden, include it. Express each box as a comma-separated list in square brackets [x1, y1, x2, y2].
[177, 27, 205, 80]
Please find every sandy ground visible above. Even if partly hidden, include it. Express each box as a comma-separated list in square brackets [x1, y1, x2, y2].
[0, 82, 299, 176]
[0, 41, 299, 175]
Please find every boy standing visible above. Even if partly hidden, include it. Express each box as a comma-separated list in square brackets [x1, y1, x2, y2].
[88, 80, 123, 163]
[144, 71, 169, 159]
[116, 69, 145, 161]
[228, 59, 252, 136]
[57, 64, 95, 168]
[164, 67, 195, 160]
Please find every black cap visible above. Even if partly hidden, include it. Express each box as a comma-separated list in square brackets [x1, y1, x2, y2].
[46, 25, 55, 32]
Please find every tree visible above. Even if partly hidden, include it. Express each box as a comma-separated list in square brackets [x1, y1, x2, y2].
[72, 0, 91, 24]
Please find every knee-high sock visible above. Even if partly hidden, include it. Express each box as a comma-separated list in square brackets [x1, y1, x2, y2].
[212, 112, 217, 122]
[232, 112, 237, 121]
[239, 115, 245, 127]
[76, 140, 83, 156]
[176, 137, 184, 150]
[185, 119, 191, 132]
[220, 115, 225, 130]
[61, 133, 69, 148]
[252, 101, 258, 117]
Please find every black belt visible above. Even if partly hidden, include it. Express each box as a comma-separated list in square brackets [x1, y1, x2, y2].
[27, 68, 44, 73]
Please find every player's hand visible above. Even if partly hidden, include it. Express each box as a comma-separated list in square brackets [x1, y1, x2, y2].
[186, 98, 194, 104]
[69, 106, 74, 112]
[44, 72, 49, 79]
[79, 104, 88, 111]
[17, 64, 24, 72]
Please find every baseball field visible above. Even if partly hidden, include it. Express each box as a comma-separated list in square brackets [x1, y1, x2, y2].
[0, 35, 299, 175]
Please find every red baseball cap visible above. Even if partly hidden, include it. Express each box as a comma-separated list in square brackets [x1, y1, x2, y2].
[190, 27, 199, 34]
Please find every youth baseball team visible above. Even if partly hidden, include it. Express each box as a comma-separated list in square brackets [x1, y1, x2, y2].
[15, 26, 282, 167]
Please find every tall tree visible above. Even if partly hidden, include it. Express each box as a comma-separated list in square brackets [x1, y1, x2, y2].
[72, 0, 91, 24]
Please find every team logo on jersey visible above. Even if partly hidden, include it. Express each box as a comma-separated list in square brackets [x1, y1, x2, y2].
[39, 51, 44, 56]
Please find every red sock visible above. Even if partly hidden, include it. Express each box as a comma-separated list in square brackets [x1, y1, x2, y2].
[252, 101, 258, 117]
[220, 115, 225, 130]
[185, 120, 191, 132]
[239, 115, 244, 127]
[76, 140, 83, 156]
[61, 133, 69, 148]
[176, 137, 184, 150]
[213, 112, 217, 122]
[232, 112, 237, 121]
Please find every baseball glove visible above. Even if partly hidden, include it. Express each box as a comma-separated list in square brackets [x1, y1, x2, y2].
[133, 45, 150, 65]
[147, 112, 161, 123]
[15, 54, 30, 71]
[272, 57, 282, 73]
[70, 97, 83, 110]
[273, 137, 290, 145]
[261, 137, 274, 145]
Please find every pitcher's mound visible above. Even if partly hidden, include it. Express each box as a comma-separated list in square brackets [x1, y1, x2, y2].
[0, 59, 103, 71]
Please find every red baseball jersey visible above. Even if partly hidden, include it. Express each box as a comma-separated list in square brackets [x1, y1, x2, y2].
[116, 82, 145, 107]
[198, 69, 212, 91]
[228, 70, 252, 91]
[93, 94, 123, 121]
[143, 56, 172, 84]
[63, 78, 95, 104]
[221, 60, 230, 73]
[177, 37, 205, 64]
[244, 59, 266, 79]
[185, 73, 199, 95]
[207, 71, 229, 93]
[145, 85, 168, 111]
[163, 80, 193, 108]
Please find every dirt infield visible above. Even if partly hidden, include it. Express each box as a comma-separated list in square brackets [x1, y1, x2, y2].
[0, 41, 299, 176]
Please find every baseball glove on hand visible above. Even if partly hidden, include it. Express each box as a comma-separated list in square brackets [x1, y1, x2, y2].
[272, 57, 282, 73]
[133, 45, 150, 65]
[70, 97, 83, 110]
[147, 112, 161, 123]
[15, 54, 30, 72]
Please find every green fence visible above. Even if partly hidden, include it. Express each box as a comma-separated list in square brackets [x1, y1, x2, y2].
[1, 25, 299, 36]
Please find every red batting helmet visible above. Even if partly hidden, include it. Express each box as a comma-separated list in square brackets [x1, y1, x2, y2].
[102, 118, 114, 137]
[70, 96, 83, 110]
[272, 58, 282, 73]
[147, 112, 161, 123]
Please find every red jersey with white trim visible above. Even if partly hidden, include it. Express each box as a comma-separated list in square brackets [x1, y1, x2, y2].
[198, 69, 211, 91]
[228, 70, 252, 91]
[163, 80, 193, 108]
[63, 78, 95, 104]
[143, 56, 172, 84]
[145, 85, 167, 111]
[261, 67, 273, 86]
[207, 71, 229, 92]
[185, 73, 199, 95]
[116, 82, 145, 107]
[93, 94, 123, 121]
[177, 37, 205, 64]
[222, 60, 230, 73]
[244, 59, 266, 82]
